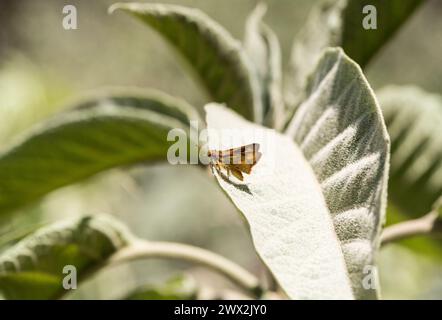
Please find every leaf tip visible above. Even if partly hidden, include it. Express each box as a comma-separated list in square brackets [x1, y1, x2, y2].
[251, 2, 268, 20]
[204, 102, 227, 114]
[108, 3, 119, 15]
[108, 3, 133, 15]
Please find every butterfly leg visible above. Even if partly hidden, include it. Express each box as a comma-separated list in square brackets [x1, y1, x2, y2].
[214, 163, 223, 177]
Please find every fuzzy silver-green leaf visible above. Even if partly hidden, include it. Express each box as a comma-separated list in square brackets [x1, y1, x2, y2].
[206, 103, 354, 300]
[286, 48, 390, 299]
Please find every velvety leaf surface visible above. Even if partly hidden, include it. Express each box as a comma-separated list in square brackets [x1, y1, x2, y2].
[206, 103, 354, 300]
[286, 48, 390, 299]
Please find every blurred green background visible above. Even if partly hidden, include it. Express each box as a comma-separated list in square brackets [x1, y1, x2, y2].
[0, 0, 442, 299]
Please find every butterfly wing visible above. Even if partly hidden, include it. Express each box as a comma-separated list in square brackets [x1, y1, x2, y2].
[227, 151, 262, 174]
[210, 143, 261, 181]
[219, 144, 261, 165]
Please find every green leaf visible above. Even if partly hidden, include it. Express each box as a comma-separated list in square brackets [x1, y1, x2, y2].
[287, 0, 423, 110]
[341, 0, 424, 67]
[377, 86, 442, 218]
[244, 4, 284, 129]
[72, 87, 201, 127]
[206, 103, 354, 300]
[0, 91, 195, 214]
[379, 87, 442, 258]
[286, 48, 390, 299]
[124, 275, 197, 300]
[110, 3, 262, 123]
[0, 215, 131, 299]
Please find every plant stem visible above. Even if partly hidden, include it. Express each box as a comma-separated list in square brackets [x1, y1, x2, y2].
[381, 211, 438, 246]
[103, 240, 263, 297]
